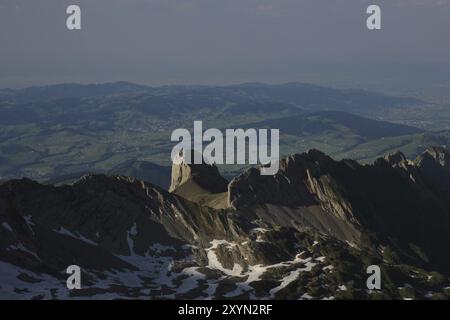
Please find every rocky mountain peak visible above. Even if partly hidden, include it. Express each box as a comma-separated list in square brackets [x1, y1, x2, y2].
[384, 151, 408, 166]
[417, 146, 450, 168]
[228, 149, 343, 211]
[169, 150, 228, 194]
[412, 146, 450, 197]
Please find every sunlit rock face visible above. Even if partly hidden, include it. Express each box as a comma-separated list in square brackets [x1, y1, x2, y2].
[169, 150, 228, 194]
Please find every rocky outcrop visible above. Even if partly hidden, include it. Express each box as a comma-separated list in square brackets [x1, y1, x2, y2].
[169, 151, 228, 194]
[383, 150, 410, 168]
[414, 146, 450, 197]
[228, 150, 356, 222]
[417, 146, 450, 168]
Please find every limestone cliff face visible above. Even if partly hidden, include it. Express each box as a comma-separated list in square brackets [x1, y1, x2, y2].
[228, 149, 355, 222]
[417, 146, 450, 169]
[415, 146, 450, 197]
[169, 151, 228, 194]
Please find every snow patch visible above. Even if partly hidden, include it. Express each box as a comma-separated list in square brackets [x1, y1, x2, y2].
[1, 222, 13, 233]
[269, 260, 317, 298]
[300, 293, 313, 300]
[55, 227, 97, 246]
[206, 240, 242, 277]
[315, 256, 326, 262]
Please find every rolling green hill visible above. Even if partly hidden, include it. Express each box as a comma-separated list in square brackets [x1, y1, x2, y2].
[0, 82, 446, 183]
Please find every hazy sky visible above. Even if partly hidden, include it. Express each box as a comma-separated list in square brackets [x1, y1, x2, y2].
[1, 0, 450, 87]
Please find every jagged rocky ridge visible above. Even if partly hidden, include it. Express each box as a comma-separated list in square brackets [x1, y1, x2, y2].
[1, 148, 450, 299]
[228, 147, 450, 270]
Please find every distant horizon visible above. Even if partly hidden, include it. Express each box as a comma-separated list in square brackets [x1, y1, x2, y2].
[3, 63, 450, 91]
[0, 80, 358, 90]
[2, 59, 450, 91]
[0, 79, 424, 96]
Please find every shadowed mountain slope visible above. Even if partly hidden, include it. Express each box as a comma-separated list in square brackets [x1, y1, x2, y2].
[1, 148, 450, 299]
